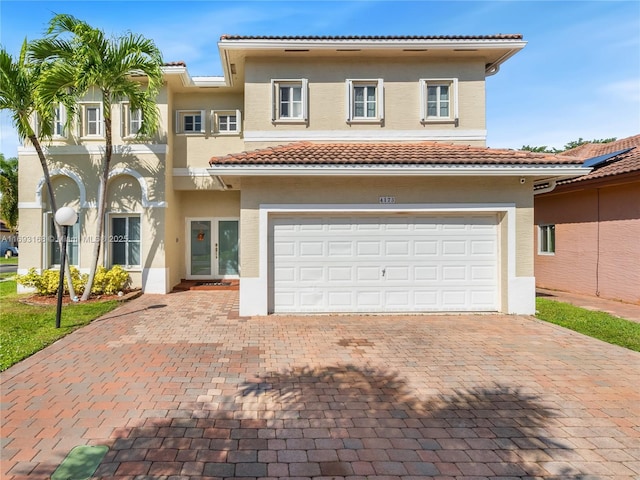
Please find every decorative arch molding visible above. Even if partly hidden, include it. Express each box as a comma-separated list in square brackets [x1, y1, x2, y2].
[108, 168, 166, 208]
[34, 169, 88, 209]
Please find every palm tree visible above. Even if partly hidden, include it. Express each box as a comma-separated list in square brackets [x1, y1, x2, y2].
[0, 153, 19, 231]
[30, 14, 163, 300]
[0, 41, 77, 297]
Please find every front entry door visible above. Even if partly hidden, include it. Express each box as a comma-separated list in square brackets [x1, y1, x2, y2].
[187, 218, 239, 279]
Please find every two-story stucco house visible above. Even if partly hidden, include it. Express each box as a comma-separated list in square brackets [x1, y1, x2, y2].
[17, 34, 589, 316]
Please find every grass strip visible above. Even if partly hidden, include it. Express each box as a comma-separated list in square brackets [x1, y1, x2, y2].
[536, 297, 640, 352]
[0, 280, 119, 371]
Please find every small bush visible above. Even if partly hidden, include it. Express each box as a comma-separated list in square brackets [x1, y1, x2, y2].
[17, 266, 129, 296]
[17, 267, 87, 296]
[91, 265, 130, 295]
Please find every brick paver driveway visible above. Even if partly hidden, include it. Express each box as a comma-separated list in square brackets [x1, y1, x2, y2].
[2, 291, 639, 479]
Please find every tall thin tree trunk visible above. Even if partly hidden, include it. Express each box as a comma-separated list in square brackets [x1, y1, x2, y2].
[81, 116, 112, 300]
[29, 135, 77, 298]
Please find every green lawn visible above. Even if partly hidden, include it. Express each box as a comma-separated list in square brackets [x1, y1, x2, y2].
[0, 257, 18, 265]
[536, 297, 640, 352]
[0, 280, 120, 371]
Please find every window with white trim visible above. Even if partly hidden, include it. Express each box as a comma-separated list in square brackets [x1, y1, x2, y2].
[176, 110, 205, 134]
[80, 103, 103, 137]
[214, 110, 242, 134]
[420, 79, 458, 123]
[271, 79, 308, 122]
[53, 104, 67, 138]
[47, 214, 79, 267]
[346, 79, 384, 122]
[122, 103, 143, 137]
[110, 215, 141, 268]
[538, 224, 555, 254]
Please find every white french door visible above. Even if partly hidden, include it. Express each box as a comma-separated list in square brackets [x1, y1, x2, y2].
[186, 218, 239, 279]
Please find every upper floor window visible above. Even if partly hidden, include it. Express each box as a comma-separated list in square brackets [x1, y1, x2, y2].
[214, 110, 242, 135]
[80, 103, 103, 137]
[346, 79, 384, 123]
[121, 103, 143, 137]
[538, 224, 555, 254]
[271, 79, 308, 122]
[53, 104, 67, 138]
[420, 79, 458, 123]
[176, 110, 205, 134]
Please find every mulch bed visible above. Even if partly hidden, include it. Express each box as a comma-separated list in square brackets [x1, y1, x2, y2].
[20, 290, 142, 306]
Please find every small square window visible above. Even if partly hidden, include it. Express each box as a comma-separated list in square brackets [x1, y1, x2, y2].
[420, 79, 458, 123]
[80, 103, 103, 137]
[215, 110, 241, 134]
[122, 104, 143, 137]
[346, 79, 384, 123]
[539, 224, 555, 254]
[271, 79, 308, 122]
[176, 110, 205, 134]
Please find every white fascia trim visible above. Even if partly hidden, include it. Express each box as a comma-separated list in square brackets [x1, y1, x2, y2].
[18, 144, 168, 155]
[209, 164, 592, 177]
[173, 167, 213, 177]
[239, 202, 519, 317]
[243, 129, 486, 142]
[162, 66, 229, 88]
[219, 38, 527, 51]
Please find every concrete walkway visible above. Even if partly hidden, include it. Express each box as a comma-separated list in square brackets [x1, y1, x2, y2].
[2, 290, 639, 479]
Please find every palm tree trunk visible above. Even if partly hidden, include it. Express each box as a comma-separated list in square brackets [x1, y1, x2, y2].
[29, 134, 77, 298]
[81, 116, 113, 300]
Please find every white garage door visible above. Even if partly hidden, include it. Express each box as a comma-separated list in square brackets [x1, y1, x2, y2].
[270, 214, 499, 313]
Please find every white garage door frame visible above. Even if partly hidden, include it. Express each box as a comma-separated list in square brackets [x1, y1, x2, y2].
[239, 203, 535, 316]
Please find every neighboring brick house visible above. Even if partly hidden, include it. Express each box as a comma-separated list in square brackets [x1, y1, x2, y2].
[18, 34, 589, 315]
[534, 135, 640, 304]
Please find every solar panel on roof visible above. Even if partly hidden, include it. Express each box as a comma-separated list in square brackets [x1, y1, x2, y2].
[582, 148, 634, 168]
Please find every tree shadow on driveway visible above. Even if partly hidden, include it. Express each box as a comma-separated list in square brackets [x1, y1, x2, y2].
[85, 363, 592, 479]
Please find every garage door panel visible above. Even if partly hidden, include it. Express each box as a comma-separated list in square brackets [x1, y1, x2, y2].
[271, 214, 498, 313]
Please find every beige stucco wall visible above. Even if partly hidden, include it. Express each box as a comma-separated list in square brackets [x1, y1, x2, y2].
[239, 176, 533, 285]
[243, 57, 486, 134]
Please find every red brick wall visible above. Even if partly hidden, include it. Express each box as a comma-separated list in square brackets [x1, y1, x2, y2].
[534, 181, 640, 304]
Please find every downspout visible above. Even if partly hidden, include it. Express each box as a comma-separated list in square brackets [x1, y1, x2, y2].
[214, 175, 228, 191]
[533, 180, 557, 195]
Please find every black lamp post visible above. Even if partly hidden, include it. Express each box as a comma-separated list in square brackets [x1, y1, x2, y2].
[55, 207, 78, 329]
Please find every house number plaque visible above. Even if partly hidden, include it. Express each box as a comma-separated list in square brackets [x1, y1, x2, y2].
[379, 196, 396, 204]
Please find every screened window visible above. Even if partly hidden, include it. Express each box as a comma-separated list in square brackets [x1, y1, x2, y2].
[111, 215, 141, 268]
[427, 85, 450, 118]
[49, 217, 79, 267]
[539, 224, 555, 254]
[82, 104, 103, 136]
[176, 110, 205, 134]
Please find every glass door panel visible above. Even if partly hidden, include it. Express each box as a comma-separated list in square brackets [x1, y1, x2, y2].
[218, 220, 239, 276]
[190, 220, 212, 276]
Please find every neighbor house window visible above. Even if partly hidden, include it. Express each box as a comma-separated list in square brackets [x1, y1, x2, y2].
[346, 79, 384, 122]
[176, 110, 205, 134]
[47, 215, 79, 267]
[122, 103, 143, 137]
[214, 110, 242, 134]
[271, 79, 308, 122]
[539, 224, 555, 254]
[420, 79, 458, 122]
[80, 103, 103, 137]
[53, 104, 67, 138]
[110, 215, 141, 268]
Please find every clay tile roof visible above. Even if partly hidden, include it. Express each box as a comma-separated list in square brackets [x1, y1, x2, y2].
[560, 134, 640, 184]
[163, 61, 186, 67]
[209, 142, 583, 167]
[219, 34, 523, 41]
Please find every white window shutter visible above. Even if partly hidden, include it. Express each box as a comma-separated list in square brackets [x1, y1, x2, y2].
[270, 79, 277, 121]
[346, 80, 353, 122]
[236, 109, 242, 133]
[378, 78, 384, 121]
[419, 80, 426, 122]
[301, 78, 308, 121]
[453, 78, 459, 120]
[121, 104, 128, 137]
[200, 110, 206, 133]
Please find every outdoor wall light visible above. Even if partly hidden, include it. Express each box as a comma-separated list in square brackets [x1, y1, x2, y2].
[54, 207, 78, 329]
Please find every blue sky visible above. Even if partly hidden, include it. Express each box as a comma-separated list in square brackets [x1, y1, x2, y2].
[1, 0, 638, 156]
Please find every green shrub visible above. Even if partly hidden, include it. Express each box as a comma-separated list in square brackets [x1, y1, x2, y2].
[91, 265, 130, 295]
[17, 267, 87, 296]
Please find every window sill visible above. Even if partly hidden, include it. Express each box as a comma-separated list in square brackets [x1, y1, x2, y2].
[347, 118, 383, 125]
[214, 131, 241, 136]
[272, 119, 308, 125]
[421, 118, 457, 125]
[537, 252, 555, 256]
[176, 132, 206, 136]
[80, 135, 105, 140]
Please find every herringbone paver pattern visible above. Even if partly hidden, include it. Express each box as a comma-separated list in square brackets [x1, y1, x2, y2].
[1, 290, 639, 479]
